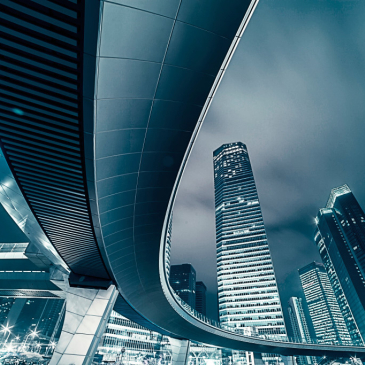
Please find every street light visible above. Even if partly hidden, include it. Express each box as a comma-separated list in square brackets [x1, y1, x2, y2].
[45, 341, 57, 356]
[22, 329, 39, 349]
[1, 325, 13, 346]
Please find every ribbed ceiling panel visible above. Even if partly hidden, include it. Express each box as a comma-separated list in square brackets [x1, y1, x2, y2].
[0, 0, 110, 279]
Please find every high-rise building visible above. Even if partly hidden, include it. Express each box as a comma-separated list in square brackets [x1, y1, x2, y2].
[287, 297, 316, 365]
[298, 262, 352, 345]
[169, 264, 196, 308]
[288, 297, 312, 343]
[213, 142, 286, 365]
[195, 281, 207, 316]
[213, 142, 285, 336]
[314, 185, 365, 345]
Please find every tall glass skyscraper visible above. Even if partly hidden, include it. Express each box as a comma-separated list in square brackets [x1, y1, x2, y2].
[287, 297, 316, 365]
[288, 297, 312, 343]
[298, 262, 352, 345]
[314, 185, 365, 345]
[213, 143, 286, 351]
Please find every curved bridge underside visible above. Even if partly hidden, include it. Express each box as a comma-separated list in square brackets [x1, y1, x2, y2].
[0, 0, 364, 359]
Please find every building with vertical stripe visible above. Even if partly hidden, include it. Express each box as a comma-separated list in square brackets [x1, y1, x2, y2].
[298, 262, 352, 345]
[288, 297, 316, 365]
[214, 142, 286, 364]
[314, 185, 365, 345]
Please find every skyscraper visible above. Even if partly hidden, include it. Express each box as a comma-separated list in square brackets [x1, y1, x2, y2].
[298, 262, 352, 345]
[196, 281, 207, 316]
[288, 297, 312, 343]
[169, 264, 196, 308]
[213, 142, 285, 337]
[287, 297, 316, 365]
[314, 185, 365, 345]
[213, 142, 286, 365]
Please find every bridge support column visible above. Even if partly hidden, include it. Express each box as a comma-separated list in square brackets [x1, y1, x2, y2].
[50, 284, 118, 365]
[169, 338, 191, 365]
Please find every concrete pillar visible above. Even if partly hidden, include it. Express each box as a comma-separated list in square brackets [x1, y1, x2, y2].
[50, 284, 118, 365]
[169, 338, 191, 365]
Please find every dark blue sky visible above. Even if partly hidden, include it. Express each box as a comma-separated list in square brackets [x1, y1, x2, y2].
[172, 0, 365, 322]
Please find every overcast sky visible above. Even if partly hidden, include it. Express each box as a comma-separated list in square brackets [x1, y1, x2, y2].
[171, 0, 365, 324]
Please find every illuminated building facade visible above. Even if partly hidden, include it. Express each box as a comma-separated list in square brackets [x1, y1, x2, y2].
[299, 262, 352, 345]
[213, 142, 286, 364]
[314, 185, 365, 345]
[214, 142, 285, 335]
[98, 311, 165, 364]
[98, 311, 222, 365]
[288, 297, 316, 365]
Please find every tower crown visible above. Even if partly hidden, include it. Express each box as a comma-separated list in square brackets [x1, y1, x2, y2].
[326, 184, 351, 208]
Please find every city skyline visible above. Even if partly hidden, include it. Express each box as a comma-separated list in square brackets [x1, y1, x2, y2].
[171, 0, 365, 320]
[172, 138, 365, 321]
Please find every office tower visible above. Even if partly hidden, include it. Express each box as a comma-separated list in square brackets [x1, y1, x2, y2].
[298, 262, 352, 345]
[196, 281, 207, 316]
[214, 142, 286, 336]
[288, 297, 316, 365]
[214, 142, 286, 365]
[314, 185, 365, 345]
[169, 264, 196, 308]
[288, 297, 312, 343]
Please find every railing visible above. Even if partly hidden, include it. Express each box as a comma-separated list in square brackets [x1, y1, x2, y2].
[172, 293, 365, 348]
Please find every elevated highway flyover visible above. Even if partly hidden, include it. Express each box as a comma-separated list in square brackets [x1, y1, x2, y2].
[0, 0, 364, 363]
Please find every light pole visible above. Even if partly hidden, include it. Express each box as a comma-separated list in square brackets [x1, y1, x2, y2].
[120, 347, 126, 364]
[22, 330, 39, 350]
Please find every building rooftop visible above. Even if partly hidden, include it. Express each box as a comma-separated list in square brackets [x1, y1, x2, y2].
[326, 184, 352, 208]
